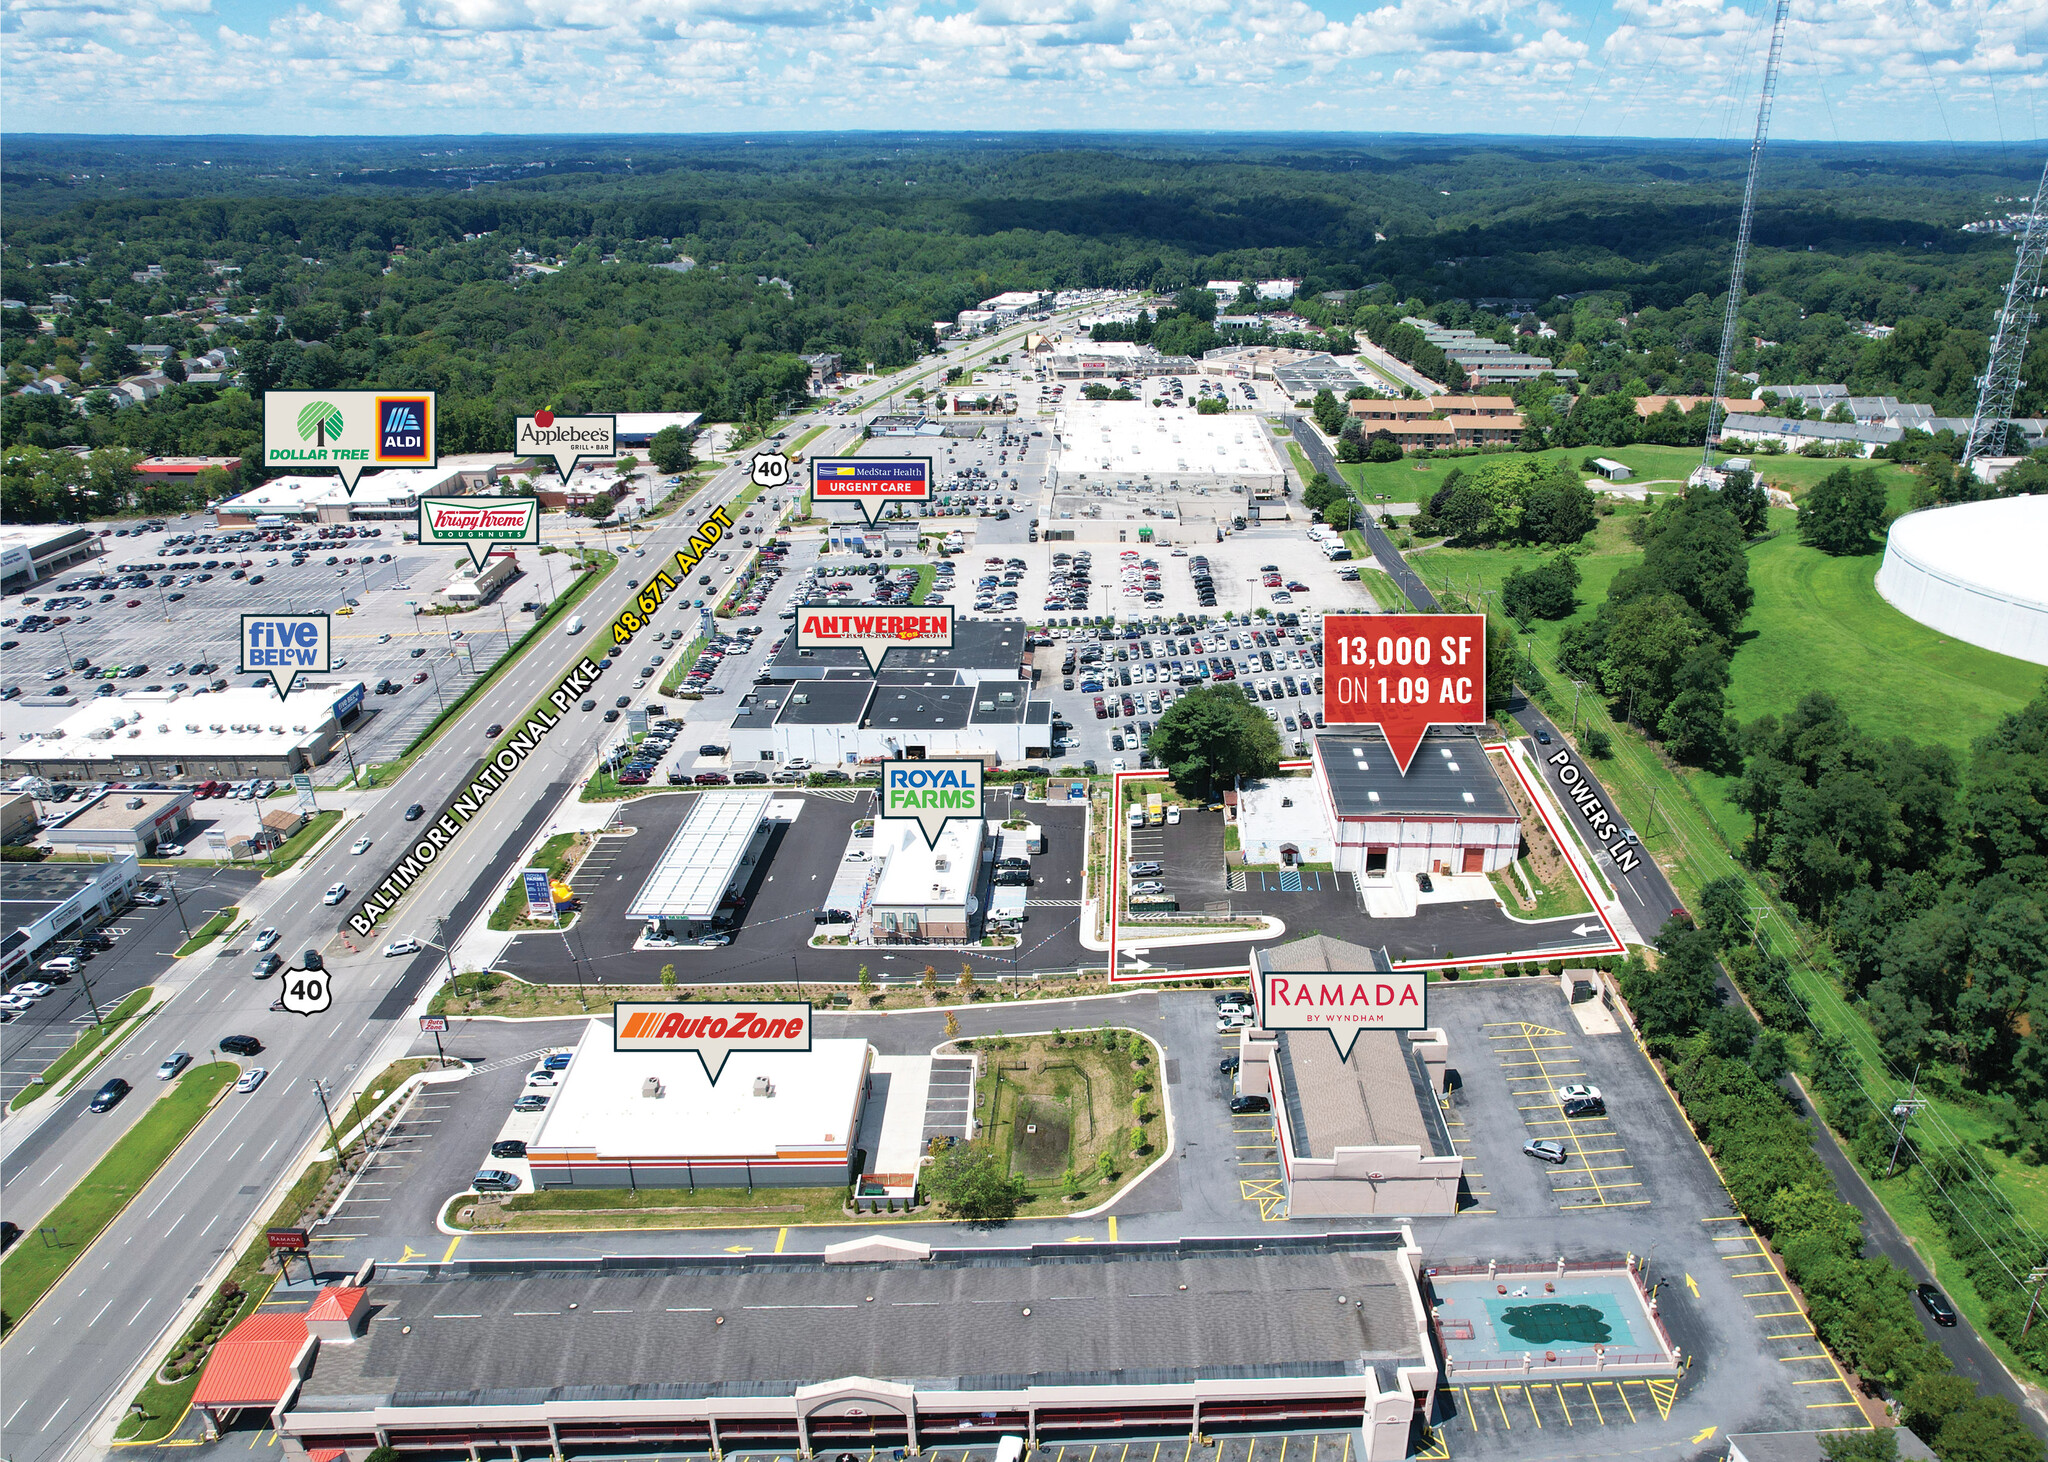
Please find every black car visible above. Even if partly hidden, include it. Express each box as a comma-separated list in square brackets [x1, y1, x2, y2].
[486, 724, 504, 738]
[89, 1077, 132, 1112]
[218, 1034, 262, 1056]
[1917, 1283, 1958, 1326]
[405, 803, 425, 820]
[1561, 1095, 1606, 1118]
[1229, 1094, 1271, 1115]
[490, 1139, 528, 1159]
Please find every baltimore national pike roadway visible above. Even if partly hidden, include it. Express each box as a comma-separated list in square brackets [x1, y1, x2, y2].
[0, 307, 1080, 1462]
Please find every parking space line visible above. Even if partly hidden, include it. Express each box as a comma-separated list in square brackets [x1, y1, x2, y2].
[1606, 1381, 1638, 1423]
[1806, 1402, 1866, 1411]
[1756, 1309, 1805, 1318]
[1744, 1288, 1792, 1297]
[1768, 1330, 1815, 1339]
[1778, 1354, 1832, 1362]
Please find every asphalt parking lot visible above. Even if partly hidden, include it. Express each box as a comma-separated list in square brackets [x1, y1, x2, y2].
[0, 520, 573, 765]
[497, 791, 1090, 984]
[0, 865, 261, 1109]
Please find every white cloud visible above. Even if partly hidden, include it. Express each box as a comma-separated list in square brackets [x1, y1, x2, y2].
[0, 0, 2042, 132]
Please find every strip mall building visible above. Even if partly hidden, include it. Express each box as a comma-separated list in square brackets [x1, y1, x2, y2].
[228, 1233, 1442, 1462]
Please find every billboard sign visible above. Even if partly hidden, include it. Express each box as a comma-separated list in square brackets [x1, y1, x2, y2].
[1257, 969, 1428, 1061]
[262, 391, 437, 493]
[1321, 613, 1487, 773]
[881, 758, 985, 848]
[419, 1016, 449, 1034]
[266, 1228, 310, 1252]
[240, 613, 330, 701]
[614, 1000, 812, 1084]
[516, 411, 616, 480]
[810, 457, 930, 524]
[795, 604, 953, 674]
[418, 496, 541, 570]
[522, 868, 555, 922]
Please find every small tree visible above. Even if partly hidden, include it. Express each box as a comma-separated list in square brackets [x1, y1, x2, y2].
[921, 965, 940, 1000]
[944, 1010, 960, 1039]
[1096, 1150, 1115, 1185]
[659, 963, 677, 992]
[1060, 1162, 1079, 1198]
[1130, 1125, 1147, 1155]
[857, 964, 874, 1002]
[923, 1145, 1026, 1220]
[958, 962, 974, 993]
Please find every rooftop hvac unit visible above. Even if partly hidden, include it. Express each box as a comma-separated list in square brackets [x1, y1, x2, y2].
[641, 1077, 664, 1099]
[125, 797, 145, 810]
[753, 1076, 774, 1097]
[186, 724, 200, 733]
[157, 724, 170, 733]
[210, 724, 225, 734]
[270, 725, 283, 734]
[934, 857, 950, 871]
[127, 728, 141, 737]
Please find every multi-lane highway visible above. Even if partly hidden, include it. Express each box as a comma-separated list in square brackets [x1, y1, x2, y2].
[0, 303, 1108, 1462]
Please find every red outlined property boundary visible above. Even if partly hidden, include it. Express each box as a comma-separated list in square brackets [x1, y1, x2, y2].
[1102, 744, 1623, 986]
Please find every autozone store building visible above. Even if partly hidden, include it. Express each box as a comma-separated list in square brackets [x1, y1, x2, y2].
[263, 1234, 1439, 1462]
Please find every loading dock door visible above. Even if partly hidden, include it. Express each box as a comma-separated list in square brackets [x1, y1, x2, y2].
[1461, 847, 1485, 873]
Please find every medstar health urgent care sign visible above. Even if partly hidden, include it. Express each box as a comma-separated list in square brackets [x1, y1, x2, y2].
[1321, 613, 1486, 773]
[614, 1001, 812, 1084]
[796, 603, 953, 674]
[810, 457, 930, 524]
[418, 497, 541, 569]
[241, 613, 330, 700]
[881, 759, 984, 847]
[263, 391, 436, 493]
[1258, 969, 1428, 1061]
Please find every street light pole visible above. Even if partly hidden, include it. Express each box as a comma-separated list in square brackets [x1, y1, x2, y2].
[164, 875, 195, 944]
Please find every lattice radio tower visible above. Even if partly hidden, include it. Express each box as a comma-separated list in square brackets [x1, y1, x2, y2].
[1963, 158, 2048, 466]
[1703, 0, 1793, 471]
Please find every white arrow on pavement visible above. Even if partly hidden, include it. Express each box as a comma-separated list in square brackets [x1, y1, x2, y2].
[1572, 922, 1604, 937]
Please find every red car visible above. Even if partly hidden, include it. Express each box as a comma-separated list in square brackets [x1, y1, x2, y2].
[694, 771, 731, 786]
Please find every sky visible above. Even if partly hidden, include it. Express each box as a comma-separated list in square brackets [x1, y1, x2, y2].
[1, 0, 2045, 142]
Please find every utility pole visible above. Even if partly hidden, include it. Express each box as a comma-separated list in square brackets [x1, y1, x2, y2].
[2021, 1258, 2048, 1341]
[1643, 788, 1661, 840]
[164, 875, 194, 945]
[311, 1079, 348, 1171]
[435, 916, 458, 989]
[1886, 1067, 1925, 1180]
[1570, 680, 1585, 737]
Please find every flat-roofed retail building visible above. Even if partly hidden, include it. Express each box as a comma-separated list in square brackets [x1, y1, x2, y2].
[1051, 402, 1285, 498]
[1238, 937, 1461, 1217]
[267, 1232, 1438, 1462]
[44, 788, 194, 857]
[2, 682, 365, 783]
[525, 1018, 872, 1189]
[0, 856, 139, 984]
[1310, 731, 1518, 879]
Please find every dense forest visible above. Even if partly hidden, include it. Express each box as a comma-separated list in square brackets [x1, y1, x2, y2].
[2, 134, 2044, 519]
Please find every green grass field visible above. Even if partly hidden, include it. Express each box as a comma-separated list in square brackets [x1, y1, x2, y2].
[1339, 443, 1925, 512]
[173, 907, 236, 956]
[6, 987, 155, 1112]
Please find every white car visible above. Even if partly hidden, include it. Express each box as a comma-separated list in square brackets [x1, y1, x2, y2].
[1558, 1083, 1603, 1103]
[10, 981, 53, 1000]
[1217, 1010, 1253, 1033]
[525, 1069, 560, 1087]
[323, 883, 349, 905]
[156, 842, 185, 857]
[252, 927, 280, 951]
[0, 994, 34, 1013]
[1165, 805, 1181, 825]
[384, 938, 421, 957]
[352, 837, 373, 855]
[236, 1066, 269, 1094]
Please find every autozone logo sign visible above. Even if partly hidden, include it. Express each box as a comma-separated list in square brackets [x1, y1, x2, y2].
[614, 1001, 811, 1083]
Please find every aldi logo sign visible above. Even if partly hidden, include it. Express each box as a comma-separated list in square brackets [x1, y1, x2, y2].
[378, 397, 433, 461]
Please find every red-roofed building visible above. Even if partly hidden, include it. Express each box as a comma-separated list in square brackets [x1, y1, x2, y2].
[191, 1312, 311, 1433]
[135, 456, 243, 481]
[305, 1285, 369, 1342]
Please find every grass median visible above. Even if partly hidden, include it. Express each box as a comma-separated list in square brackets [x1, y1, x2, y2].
[173, 907, 237, 956]
[7, 987, 155, 1113]
[0, 1062, 236, 1335]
